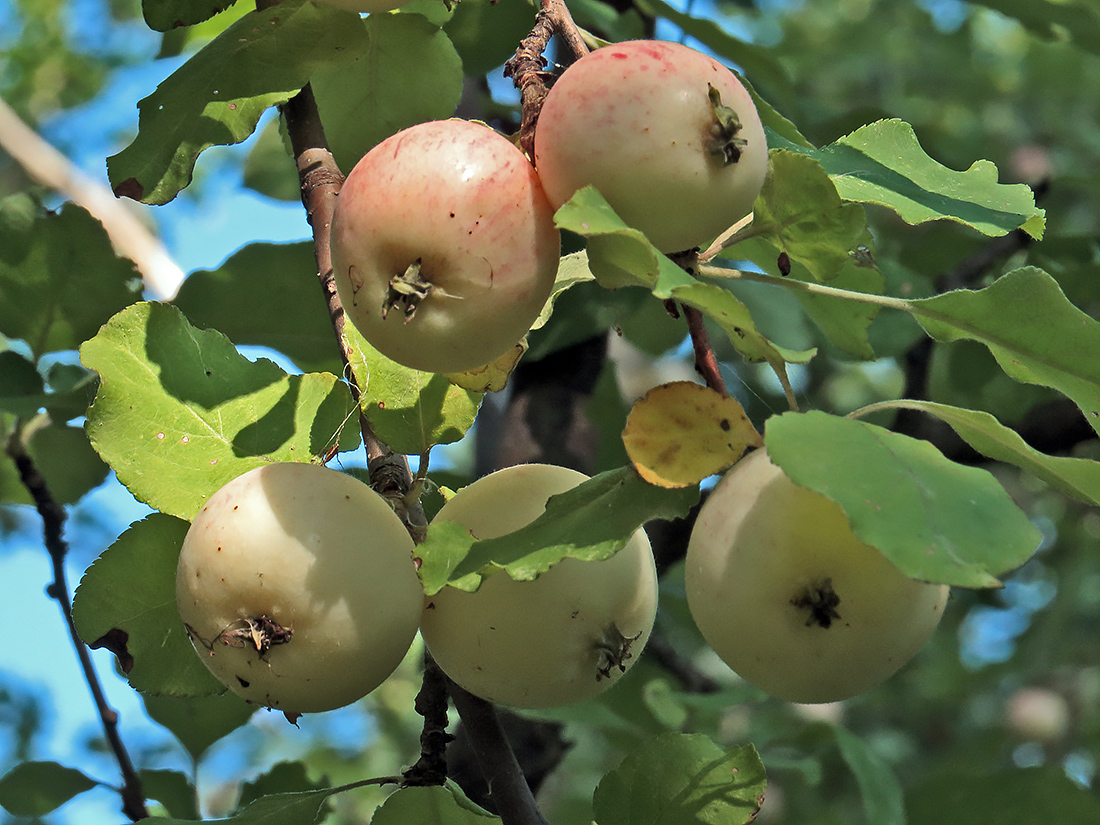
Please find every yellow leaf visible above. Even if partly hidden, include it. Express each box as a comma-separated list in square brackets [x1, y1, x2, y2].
[623, 381, 761, 488]
[444, 340, 527, 393]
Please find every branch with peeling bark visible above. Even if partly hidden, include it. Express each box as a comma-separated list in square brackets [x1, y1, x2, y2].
[0, 96, 185, 300]
[505, 0, 589, 157]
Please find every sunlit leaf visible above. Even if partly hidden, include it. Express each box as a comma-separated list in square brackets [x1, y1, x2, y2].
[592, 733, 766, 825]
[81, 302, 358, 520]
[771, 120, 1045, 239]
[419, 467, 698, 592]
[765, 411, 1041, 587]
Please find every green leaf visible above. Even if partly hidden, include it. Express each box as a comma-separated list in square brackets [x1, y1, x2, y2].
[139, 768, 199, 821]
[907, 765, 1100, 825]
[72, 513, 225, 696]
[0, 202, 140, 357]
[855, 401, 1100, 507]
[771, 119, 1045, 239]
[108, 0, 368, 204]
[745, 150, 871, 284]
[421, 467, 699, 592]
[968, 0, 1100, 56]
[142, 692, 256, 763]
[829, 725, 904, 825]
[0, 761, 98, 816]
[172, 242, 342, 373]
[344, 322, 481, 456]
[554, 188, 816, 378]
[312, 13, 464, 175]
[911, 267, 1100, 438]
[80, 302, 358, 520]
[764, 411, 1042, 588]
[443, 0, 536, 77]
[147, 784, 355, 825]
[592, 732, 766, 825]
[238, 761, 329, 811]
[370, 785, 500, 825]
[26, 423, 109, 505]
[553, 186, 688, 291]
[672, 280, 818, 368]
[142, 0, 242, 32]
[241, 118, 301, 202]
[0, 350, 44, 415]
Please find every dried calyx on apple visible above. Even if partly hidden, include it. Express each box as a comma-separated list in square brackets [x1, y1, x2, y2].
[175, 462, 424, 715]
[419, 463, 659, 709]
[685, 449, 950, 704]
[533, 39, 769, 254]
[330, 119, 561, 375]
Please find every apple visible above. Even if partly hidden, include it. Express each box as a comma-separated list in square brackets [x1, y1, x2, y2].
[685, 449, 949, 703]
[533, 39, 769, 253]
[176, 462, 423, 714]
[330, 119, 561, 374]
[419, 463, 659, 708]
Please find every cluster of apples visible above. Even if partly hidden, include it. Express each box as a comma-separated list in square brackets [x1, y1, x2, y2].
[175, 39, 948, 716]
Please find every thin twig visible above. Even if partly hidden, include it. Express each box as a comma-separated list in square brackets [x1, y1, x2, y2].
[682, 304, 728, 395]
[4, 425, 149, 822]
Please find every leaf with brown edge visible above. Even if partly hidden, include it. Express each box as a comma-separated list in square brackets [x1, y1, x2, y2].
[623, 381, 761, 488]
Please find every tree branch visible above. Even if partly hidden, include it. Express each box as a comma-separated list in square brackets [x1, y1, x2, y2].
[504, 0, 589, 158]
[4, 425, 148, 822]
[446, 680, 550, 825]
[0, 96, 184, 299]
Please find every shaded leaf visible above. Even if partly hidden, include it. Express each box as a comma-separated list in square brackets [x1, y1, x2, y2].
[80, 302, 358, 520]
[771, 120, 1045, 239]
[72, 513, 225, 697]
[592, 733, 766, 825]
[370, 785, 499, 825]
[0, 202, 140, 358]
[312, 13, 463, 175]
[765, 411, 1042, 587]
[969, 0, 1100, 56]
[745, 150, 870, 284]
[623, 381, 760, 487]
[238, 761, 328, 811]
[443, 0, 536, 77]
[911, 267, 1100, 438]
[142, 692, 256, 763]
[26, 423, 109, 505]
[108, 0, 368, 204]
[173, 241, 341, 373]
[908, 765, 1100, 825]
[0, 761, 98, 816]
[830, 725, 904, 825]
[139, 768, 199, 821]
